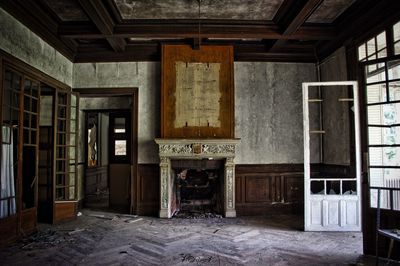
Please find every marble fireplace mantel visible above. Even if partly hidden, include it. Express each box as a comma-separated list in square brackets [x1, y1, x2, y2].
[155, 138, 240, 218]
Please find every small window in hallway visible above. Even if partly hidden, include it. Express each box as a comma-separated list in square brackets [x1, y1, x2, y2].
[114, 117, 126, 133]
[114, 140, 127, 156]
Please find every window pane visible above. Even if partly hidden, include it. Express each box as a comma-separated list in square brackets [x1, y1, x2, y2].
[376, 31, 386, 51]
[367, 84, 386, 103]
[114, 117, 126, 133]
[366, 63, 386, 84]
[368, 126, 400, 145]
[394, 21, 400, 42]
[369, 168, 400, 210]
[358, 44, 366, 61]
[395, 41, 400, 56]
[389, 81, 400, 101]
[71, 94, 77, 107]
[367, 103, 400, 126]
[68, 187, 75, 200]
[369, 147, 400, 166]
[367, 38, 376, 57]
[378, 49, 387, 59]
[388, 60, 400, 80]
[115, 140, 127, 156]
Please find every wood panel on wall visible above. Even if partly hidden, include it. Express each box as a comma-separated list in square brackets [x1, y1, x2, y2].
[53, 202, 76, 224]
[235, 164, 304, 216]
[137, 164, 159, 216]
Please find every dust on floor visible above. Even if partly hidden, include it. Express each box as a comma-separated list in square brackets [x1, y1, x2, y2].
[0, 210, 363, 266]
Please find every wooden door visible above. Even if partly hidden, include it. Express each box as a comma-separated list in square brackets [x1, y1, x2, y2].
[109, 111, 131, 212]
[53, 91, 78, 223]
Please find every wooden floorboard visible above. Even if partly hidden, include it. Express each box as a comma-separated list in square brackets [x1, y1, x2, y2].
[0, 210, 363, 265]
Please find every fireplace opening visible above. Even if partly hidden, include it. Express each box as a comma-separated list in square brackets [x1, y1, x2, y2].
[171, 159, 224, 218]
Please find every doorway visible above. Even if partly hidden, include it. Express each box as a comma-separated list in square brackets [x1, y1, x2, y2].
[84, 109, 131, 212]
[76, 90, 138, 215]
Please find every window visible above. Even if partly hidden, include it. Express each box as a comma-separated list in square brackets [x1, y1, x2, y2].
[358, 31, 387, 62]
[365, 60, 400, 211]
[394, 21, 400, 55]
[109, 112, 130, 163]
[359, 20, 400, 211]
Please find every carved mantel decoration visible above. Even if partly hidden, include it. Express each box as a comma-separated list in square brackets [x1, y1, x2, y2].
[155, 138, 240, 218]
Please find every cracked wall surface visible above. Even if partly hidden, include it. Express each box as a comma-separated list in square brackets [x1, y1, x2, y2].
[73, 62, 161, 164]
[235, 62, 317, 164]
[0, 8, 73, 87]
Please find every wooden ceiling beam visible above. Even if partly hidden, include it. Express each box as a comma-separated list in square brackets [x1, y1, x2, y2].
[0, 0, 76, 60]
[78, 0, 126, 52]
[58, 24, 335, 40]
[270, 0, 323, 52]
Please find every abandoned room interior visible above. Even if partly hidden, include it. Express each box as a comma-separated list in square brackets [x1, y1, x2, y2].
[0, 0, 400, 265]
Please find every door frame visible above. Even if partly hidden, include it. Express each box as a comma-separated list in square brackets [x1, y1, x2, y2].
[303, 81, 362, 231]
[73, 88, 138, 214]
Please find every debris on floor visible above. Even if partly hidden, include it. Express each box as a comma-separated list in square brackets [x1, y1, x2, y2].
[180, 253, 213, 264]
[174, 210, 223, 219]
[0, 212, 364, 266]
[19, 229, 74, 250]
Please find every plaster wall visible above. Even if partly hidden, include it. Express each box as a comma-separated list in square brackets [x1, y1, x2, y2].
[73, 62, 160, 164]
[73, 62, 317, 164]
[0, 8, 73, 86]
[235, 62, 317, 164]
[319, 47, 351, 165]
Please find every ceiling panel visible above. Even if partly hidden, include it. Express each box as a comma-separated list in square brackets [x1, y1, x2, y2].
[113, 0, 285, 20]
[307, 0, 356, 23]
[42, 0, 89, 21]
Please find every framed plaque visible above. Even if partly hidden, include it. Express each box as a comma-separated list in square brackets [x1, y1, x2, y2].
[161, 44, 234, 138]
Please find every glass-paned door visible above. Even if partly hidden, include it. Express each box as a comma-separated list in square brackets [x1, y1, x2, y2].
[22, 78, 40, 211]
[53, 90, 78, 223]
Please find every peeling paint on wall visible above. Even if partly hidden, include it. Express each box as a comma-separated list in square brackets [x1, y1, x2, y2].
[0, 8, 73, 86]
[73, 62, 160, 164]
[235, 62, 317, 164]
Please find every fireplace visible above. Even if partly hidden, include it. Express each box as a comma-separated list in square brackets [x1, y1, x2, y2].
[155, 139, 240, 218]
[172, 160, 224, 216]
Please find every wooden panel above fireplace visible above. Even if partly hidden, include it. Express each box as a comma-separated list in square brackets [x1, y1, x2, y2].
[161, 44, 234, 138]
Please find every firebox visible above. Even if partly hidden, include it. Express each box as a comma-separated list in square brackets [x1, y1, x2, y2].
[155, 138, 240, 218]
[171, 160, 224, 216]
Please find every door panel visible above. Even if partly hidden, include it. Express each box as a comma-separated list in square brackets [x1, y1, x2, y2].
[303, 81, 361, 231]
[109, 112, 131, 212]
[53, 91, 78, 223]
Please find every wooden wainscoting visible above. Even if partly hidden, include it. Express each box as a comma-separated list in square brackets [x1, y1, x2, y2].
[0, 215, 18, 246]
[135, 163, 305, 217]
[235, 164, 304, 216]
[137, 164, 160, 216]
[53, 202, 77, 224]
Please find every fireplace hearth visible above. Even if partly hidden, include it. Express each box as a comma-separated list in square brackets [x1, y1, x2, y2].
[155, 139, 240, 218]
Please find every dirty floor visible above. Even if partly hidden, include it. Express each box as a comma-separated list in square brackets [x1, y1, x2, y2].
[0, 210, 364, 265]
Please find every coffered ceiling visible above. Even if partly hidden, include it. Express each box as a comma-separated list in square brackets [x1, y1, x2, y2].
[1, 0, 399, 63]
